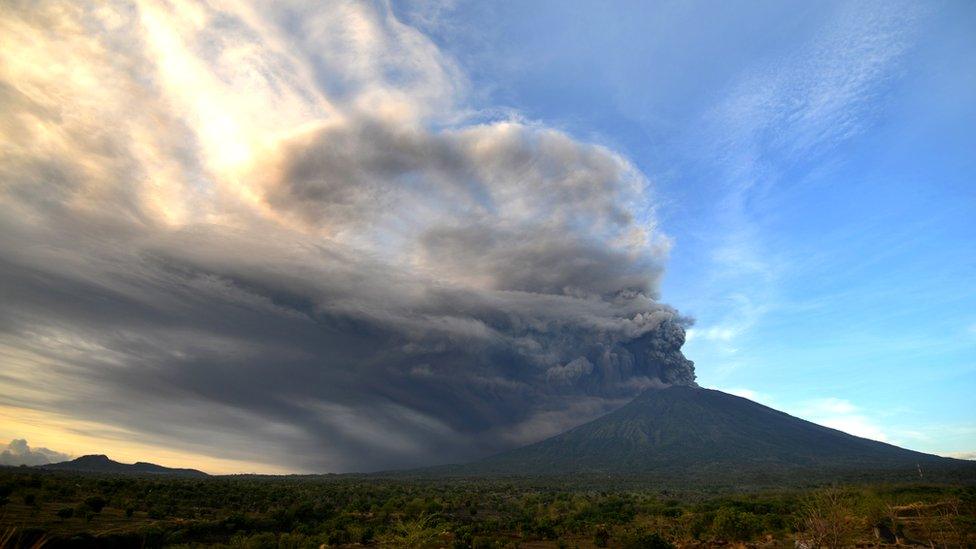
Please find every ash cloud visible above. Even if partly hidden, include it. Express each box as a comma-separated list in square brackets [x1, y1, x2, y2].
[0, 1, 694, 472]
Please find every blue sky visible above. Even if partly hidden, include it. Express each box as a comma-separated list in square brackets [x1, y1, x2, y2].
[398, 0, 976, 456]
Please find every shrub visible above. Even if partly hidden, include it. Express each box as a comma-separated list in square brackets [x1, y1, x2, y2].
[593, 523, 610, 546]
[382, 513, 441, 547]
[685, 511, 713, 540]
[619, 528, 674, 549]
[712, 506, 762, 541]
[796, 488, 864, 548]
[354, 525, 374, 545]
[326, 527, 350, 546]
[451, 525, 473, 548]
[243, 531, 277, 549]
[472, 536, 498, 549]
[84, 495, 106, 514]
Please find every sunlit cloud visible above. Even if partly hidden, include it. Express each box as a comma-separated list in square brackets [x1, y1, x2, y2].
[0, 0, 689, 472]
[0, 438, 71, 467]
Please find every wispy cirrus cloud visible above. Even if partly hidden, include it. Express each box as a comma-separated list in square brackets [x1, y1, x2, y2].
[684, 1, 926, 377]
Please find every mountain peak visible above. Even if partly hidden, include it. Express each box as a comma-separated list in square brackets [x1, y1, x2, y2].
[73, 454, 112, 462]
[440, 386, 963, 481]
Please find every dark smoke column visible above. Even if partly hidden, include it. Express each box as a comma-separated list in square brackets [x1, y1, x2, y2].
[623, 318, 697, 387]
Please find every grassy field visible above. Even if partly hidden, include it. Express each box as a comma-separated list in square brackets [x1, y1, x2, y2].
[1, 467, 974, 548]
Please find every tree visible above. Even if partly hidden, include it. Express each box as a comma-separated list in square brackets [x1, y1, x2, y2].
[75, 502, 94, 522]
[593, 524, 610, 547]
[712, 506, 761, 542]
[0, 484, 10, 509]
[620, 528, 674, 549]
[381, 513, 441, 547]
[796, 488, 863, 548]
[84, 495, 106, 514]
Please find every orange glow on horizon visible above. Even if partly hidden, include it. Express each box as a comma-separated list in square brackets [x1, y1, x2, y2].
[0, 405, 294, 475]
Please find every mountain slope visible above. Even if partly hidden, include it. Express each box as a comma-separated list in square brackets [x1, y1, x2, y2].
[39, 454, 207, 477]
[451, 386, 965, 477]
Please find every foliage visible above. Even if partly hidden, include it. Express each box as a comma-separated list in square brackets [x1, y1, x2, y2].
[592, 523, 610, 546]
[617, 527, 674, 549]
[0, 467, 972, 548]
[796, 488, 867, 548]
[711, 506, 761, 541]
[379, 513, 441, 547]
[82, 495, 105, 514]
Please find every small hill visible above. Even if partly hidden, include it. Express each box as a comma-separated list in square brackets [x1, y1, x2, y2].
[39, 454, 207, 477]
[440, 386, 972, 482]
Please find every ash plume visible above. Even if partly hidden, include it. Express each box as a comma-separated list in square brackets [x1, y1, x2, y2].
[0, 0, 694, 472]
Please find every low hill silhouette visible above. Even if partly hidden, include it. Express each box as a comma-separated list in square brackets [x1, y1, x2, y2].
[39, 454, 207, 477]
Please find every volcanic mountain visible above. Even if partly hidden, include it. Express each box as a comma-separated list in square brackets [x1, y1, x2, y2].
[438, 386, 972, 482]
[39, 454, 207, 477]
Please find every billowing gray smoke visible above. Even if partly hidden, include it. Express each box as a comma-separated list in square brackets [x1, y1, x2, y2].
[0, 1, 694, 472]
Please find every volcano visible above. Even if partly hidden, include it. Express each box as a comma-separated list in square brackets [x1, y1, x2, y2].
[439, 386, 972, 482]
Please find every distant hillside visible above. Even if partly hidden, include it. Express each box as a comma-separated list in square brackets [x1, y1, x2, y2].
[39, 454, 207, 477]
[437, 386, 972, 481]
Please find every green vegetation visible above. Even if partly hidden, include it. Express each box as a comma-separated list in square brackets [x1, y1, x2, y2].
[0, 468, 973, 547]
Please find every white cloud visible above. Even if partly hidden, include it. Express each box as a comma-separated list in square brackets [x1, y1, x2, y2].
[791, 398, 889, 442]
[726, 388, 757, 400]
[808, 397, 858, 415]
[717, 391, 930, 447]
[0, 439, 71, 466]
[687, 326, 736, 343]
[719, 387, 774, 405]
[817, 415, 889, 442]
